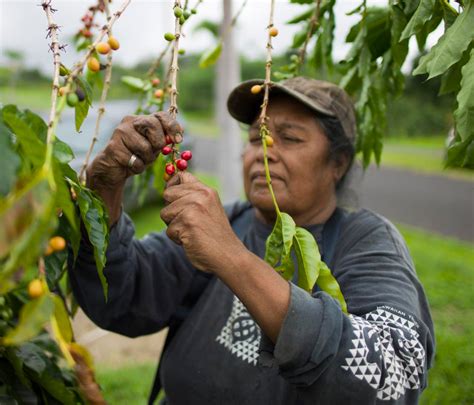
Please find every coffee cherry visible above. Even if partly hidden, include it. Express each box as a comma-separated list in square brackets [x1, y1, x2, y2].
[179, 15, 186, 25]
[165, 163, 176, 175]
[183, 10, 191, 19]
[96, 42, 111, 55]
[163, 172, 171, 182]
[28, 279, 44, 299]
[161, 146, 172, 155]
[59, 64, 69, 76]
[251, 85, 262, 95]
[265, 135, 274, 147]
[174, 6, 183, 17]
[191, 8, 197, 14]
[75, 88, 86, 102]
[45, 245, 54, 256]
[49, 236, 66, 252]
[178, 49, 185, 55]
[67, 93, 79, 107]
[81, 29, 92, 38]
[176, 159, 187, 171]
[87, 57, 100, 72]
[154, 89, 164, 99]
[59, 86, 67, 96]
[269, 27, 279, 37]
[164, 32, 176, 41]
[181, 150, 192, 161]
[151, 78, 161, 87]
[107, 36, 120, 50]
[165, 135, 173, 145]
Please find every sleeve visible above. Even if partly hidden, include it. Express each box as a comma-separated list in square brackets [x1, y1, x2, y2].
[68, 211, 198, 337]
[258, 210, 435, 404]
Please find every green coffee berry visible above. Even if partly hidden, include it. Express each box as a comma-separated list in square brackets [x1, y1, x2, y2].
[164, 32, 176, 41]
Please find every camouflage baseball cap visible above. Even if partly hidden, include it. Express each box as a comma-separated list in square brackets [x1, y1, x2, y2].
[227, 77, 357, 144]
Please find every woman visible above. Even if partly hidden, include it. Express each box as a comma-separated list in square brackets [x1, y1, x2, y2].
[69, 77, 434, 404]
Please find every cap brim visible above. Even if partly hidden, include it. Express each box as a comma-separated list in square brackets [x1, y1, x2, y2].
[227, 79, 336, 125]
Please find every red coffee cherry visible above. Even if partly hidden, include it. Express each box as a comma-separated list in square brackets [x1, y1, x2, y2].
[181, 150, 192, 161]
[151, 78, 161, 87]
[176, 159, 188, 171]
[161, 146, 172, 155]
[165, 135, 173, 145]
[165, 163, 176, 175]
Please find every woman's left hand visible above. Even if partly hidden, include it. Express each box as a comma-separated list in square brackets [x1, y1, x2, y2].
[160, 172, 247, 273]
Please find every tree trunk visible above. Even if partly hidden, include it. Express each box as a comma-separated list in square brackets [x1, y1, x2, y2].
[216, 0, 243, 204]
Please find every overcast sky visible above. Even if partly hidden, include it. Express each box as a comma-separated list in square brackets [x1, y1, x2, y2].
[1, 0, 438, 74]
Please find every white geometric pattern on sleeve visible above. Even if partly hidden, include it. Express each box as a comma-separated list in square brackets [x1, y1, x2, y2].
[341, 306, 426, 401]
[216, 295, 261, 366]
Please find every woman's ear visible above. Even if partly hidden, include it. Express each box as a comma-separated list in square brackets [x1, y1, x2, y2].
[332, 153, 350, 184]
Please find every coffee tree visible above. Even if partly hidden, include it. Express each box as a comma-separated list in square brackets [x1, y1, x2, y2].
[0, 0, 472, 402]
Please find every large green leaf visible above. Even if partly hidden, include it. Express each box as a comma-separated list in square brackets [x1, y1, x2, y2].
[121, 76, 149, 92]
[454, 48, 474, 142]
[264, 212, 296, 267]
[2, 105, 46, 167]
[439, 44, 473, 95]
[317, 261, 348, 313]
[400, 0, 435, 40]
[53, 139, 75, 163]
[199, 42, 223, 68]
[293, 227, 320, 292]
[52, 295, 73, 344]
[414, 1, 474, 79]
[76, 186, 109, 300]
[74, 98, 90, 132]
[2, 294, 54, 345]
[0, 115, 20, 197]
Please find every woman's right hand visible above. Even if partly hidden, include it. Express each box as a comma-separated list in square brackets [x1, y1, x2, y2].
[86, 112, 183, 190]
[85, 112, 183, 225]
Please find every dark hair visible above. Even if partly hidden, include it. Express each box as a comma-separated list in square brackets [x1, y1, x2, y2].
[315, 114, 355, 190]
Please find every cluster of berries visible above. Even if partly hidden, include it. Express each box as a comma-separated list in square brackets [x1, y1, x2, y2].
[161, 135, 193, 181]
[87, 36, 120, 73]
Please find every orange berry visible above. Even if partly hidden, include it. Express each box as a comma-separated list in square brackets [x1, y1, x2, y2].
[49, 236, 66, 252]
[265, 135, 274, 147]
[151, 78, 161, 87]
[87, 57, 100, 72]
[154, 89, 164, 98]
[251, 85, 262, 95]
[81, 29, 92, 38]
[28, 279, 44, 299]
[96, 42, 111, 55]
[269, 27, 278, 37]
[163, 172, 171, 182]
[44, 245, 54, 256]
[58, 86, 67, 96]
[107, 36, 120, 50]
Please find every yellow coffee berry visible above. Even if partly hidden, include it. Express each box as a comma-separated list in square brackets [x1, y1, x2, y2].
[251, 85, 262, 95]
[265, 135, 274, 147]
[28, 279, 44, 299]
[49, 236, 66, 252]
[87, 57, 100, 72]
[107, 36, 120, 50]
[269, 27, 279, 37]
[96, 42, 111, 55]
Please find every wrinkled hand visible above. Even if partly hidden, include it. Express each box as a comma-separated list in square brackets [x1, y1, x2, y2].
[86, 112, 183, 190]
[160, 172, 247, 273]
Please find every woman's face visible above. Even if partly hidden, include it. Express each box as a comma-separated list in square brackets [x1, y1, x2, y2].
[242, 95, 344, 226]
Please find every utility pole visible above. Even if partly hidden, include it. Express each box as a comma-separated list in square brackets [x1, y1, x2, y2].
[216, 0, 242, 204]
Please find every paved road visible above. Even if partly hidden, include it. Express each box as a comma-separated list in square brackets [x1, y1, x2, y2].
[192, 138, 474, 242]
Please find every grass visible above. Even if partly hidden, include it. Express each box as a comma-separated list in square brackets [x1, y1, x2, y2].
[96, 202, 474, 404]
[0, 84, 52, 111]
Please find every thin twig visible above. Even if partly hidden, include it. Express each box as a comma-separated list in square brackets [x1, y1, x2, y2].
[258, 0, 280, 214]
[146, 42, 172, 78]
[79, 0, 115, 182]
[297, 0, 322, 70]
[168, 0, 183, 120]
[41, 0, 62, 176]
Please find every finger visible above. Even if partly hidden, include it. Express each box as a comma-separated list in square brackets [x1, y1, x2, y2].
[166, 171, 199, 188]
[163, 180, 204, 204]
[121, 128, 156, 165]
[154, 111, 184, 144]
[106, 141, 146, 174]
[166, 221, 183, 245]
[133, 115, 166, 152]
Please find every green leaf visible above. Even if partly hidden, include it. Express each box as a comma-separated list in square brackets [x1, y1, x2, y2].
[52, 295, 73, 344]
[264, 213, 296, 267]
[400, 0, 435, 40]
[44, 248, 68, 289]
[16, 342, 47, 374]
[75, 75, 93, 104]
[0, 115, 20, 197]
[293, 227, 320, 292]
[76, 186, 109, 300]
[454, 48, 474, 142]
[291, 30, 308, 49]
[121, 75, 149, 92]
[286, 7, 313, 24]
[390, 5, 409, 66]
[199, 42, 223, 68]
[440, 0, 459, 29]
[414, 1, 474, 79]
[3, 294, 54, 345]
[74, 98, 89, 132]
[317, 261, 347, 313]
[445, 135, 474, 169]
[439, 44, 472, 94]
[53, 139, 75, 163]
[276, 253, 295, 281]
[2, 105, 46, 167]
[4, 347, 31, 388]
[27, 364, 77, 405]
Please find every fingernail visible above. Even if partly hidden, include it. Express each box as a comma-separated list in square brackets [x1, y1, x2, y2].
[175, 132, 183, 143]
